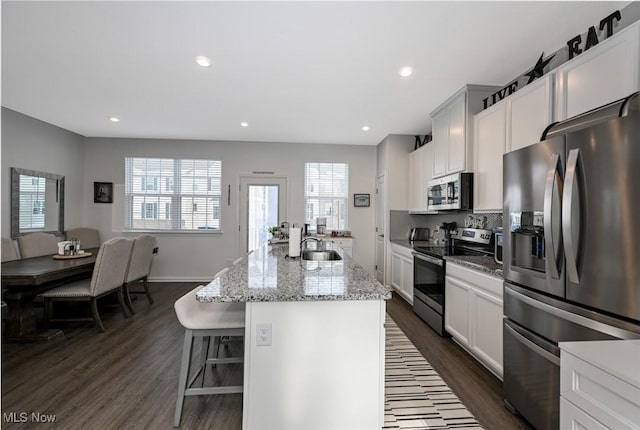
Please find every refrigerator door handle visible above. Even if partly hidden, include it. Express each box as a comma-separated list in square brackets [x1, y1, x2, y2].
[506, 284, 640, 339]
[504, 321, 560, 366]
[563, 149, 581, 284]
[544, 153, 562, 280]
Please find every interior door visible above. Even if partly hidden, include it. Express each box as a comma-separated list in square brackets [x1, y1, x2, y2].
[240, 176, 287, 254]
[375, 174, 385, 283]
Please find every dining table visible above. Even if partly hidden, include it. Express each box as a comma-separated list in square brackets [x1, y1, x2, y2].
[1, 248, 99, 342]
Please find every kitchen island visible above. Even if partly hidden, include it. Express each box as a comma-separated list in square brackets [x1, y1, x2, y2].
[197, 243, 390, 430]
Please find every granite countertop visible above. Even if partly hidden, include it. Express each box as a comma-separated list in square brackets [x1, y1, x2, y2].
[196, 242, 391, 303]
[389, 239, 440, 249]
[445, 255, 503, 277]
[390, 239, 503, 277]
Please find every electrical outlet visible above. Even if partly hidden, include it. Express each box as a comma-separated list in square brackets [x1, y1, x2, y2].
[256, 323, 272, 346]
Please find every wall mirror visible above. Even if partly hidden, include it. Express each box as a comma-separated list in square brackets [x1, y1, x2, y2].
[11, 167, 65, 238]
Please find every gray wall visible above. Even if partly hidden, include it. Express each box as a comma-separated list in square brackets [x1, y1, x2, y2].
[82, 137, 377, 280]
[1, 109, 378, 280]
[1, 108, 85, 237]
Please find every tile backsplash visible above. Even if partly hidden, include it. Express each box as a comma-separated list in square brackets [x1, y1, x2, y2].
[389, 210, 503, 240]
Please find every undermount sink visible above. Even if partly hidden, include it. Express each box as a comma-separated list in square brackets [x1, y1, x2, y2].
[301, 250, 342, 261]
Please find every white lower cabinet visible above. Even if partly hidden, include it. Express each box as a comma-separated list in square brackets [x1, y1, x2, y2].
[390, 244, 413, 305]
[326, 237, 353, 258]
[445, 262, 503, 379]
[560, 340, 640, 430]
[444, 276, 470, 344]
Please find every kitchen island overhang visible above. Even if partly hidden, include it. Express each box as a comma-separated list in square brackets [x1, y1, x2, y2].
[196, 243, 390, 430]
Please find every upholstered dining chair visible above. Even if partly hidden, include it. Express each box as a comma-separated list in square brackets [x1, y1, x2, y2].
[65, 227, 101, 250]
[173, 268, 244, 427]
[122, 234, 156, 314]
[40, 237, 133, 332]
[1, 237, 20, 262]
[17, 232, 58, 258]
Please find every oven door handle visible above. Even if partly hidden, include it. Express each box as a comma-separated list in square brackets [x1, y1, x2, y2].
[412, 252, 443, 266]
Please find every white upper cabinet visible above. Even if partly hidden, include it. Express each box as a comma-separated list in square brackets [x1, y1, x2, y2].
[473, 76, 552, 212]
[473, 100, 507, 213]
[408, 142, 435, 213]
[555, 21, 640, 121]
[432, 111, 449, 178]
[430, 85, 500, 179]
[507, 74, 554, 152]
[447, 95, 467, 173]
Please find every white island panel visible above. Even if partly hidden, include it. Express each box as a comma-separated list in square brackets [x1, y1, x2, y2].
[243, 299, 385, 430]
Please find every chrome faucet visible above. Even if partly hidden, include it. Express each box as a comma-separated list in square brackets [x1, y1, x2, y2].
[300, 236, 322, 248]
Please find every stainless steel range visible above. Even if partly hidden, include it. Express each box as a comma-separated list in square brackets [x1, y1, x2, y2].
[412, 227, 493, 336]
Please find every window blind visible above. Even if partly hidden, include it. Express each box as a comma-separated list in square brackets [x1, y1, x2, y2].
[304, 162, 349, 231]
[124, 157, 222, 231]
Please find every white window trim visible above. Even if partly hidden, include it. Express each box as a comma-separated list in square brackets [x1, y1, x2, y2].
[124, 157, 223, 232]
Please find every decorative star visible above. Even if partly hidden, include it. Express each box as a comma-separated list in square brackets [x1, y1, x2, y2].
[525, 53, 555, 84]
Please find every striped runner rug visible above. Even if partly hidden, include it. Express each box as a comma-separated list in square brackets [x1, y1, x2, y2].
[384, 316, 483, 429]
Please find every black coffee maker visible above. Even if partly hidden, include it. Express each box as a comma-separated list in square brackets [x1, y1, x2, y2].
[441, 222, 457, 251]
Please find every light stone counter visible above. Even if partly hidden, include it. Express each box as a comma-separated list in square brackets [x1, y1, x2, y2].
[445, 255, 504, 277]
[196, 242, 390, 303]
[196, 242, 389, 430]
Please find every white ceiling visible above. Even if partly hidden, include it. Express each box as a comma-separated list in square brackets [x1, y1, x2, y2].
[1, 1, 629, 146]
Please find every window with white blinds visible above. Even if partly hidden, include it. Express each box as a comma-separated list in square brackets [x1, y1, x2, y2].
[304, 162, 349, 231]
[18, 175, 46, 230]
[124, 157, 222, 231]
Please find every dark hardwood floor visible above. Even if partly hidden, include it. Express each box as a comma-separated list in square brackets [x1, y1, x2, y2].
[2, 284, 530, 429]
[2, 282, 243, 430]
[386, 294, 532, 430]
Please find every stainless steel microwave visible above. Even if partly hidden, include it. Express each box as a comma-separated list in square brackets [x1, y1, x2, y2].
[426, 172, 473, 211]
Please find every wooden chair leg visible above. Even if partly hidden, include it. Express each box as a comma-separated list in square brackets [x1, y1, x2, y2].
[90, 298, 105, 332]
[43, 298, 51, 329]
[175, 329, 194, 427]
[143, 277, 154, 305]
[123, 284, 136, 315]
[117, 288, 131, 318]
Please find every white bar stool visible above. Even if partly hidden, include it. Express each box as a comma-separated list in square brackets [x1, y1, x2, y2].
[173, 275, 244, 427]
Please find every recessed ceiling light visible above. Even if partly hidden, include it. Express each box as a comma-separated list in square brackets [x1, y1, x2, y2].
[108, 116, 120, 123]
[362, 125, 370, 132]
[195, 55, 212, 68]
[399, 66, 413, 77]
[240, 121, 249, 128]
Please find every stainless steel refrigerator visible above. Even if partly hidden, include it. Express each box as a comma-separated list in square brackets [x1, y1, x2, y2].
[502, 92, 640, 430]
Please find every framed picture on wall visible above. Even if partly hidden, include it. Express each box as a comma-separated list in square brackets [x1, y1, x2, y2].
[353, 193, 370, 207]
[94, 182, 113, 203]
